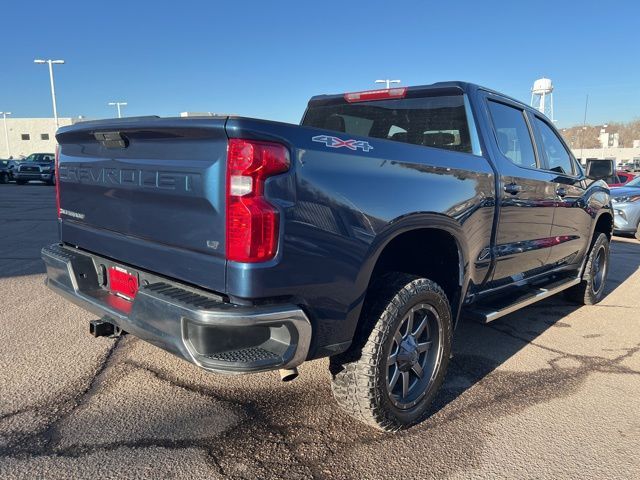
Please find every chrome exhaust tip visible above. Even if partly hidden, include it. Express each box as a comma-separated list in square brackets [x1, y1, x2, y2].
[279, 368, 299, 382]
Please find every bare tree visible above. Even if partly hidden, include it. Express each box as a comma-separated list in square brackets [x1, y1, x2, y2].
[560, 119, 640, 149]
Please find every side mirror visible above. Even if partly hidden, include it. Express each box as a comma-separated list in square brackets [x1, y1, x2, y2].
[586, 159, 615, 181]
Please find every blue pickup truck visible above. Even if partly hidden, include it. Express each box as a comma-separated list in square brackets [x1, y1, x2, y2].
[43, 82, 613, 431]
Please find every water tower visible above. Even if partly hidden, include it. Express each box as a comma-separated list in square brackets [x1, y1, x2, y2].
[530, 77, 554, 122]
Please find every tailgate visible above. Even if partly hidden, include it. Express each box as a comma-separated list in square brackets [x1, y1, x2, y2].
[56, 117, 229, 294]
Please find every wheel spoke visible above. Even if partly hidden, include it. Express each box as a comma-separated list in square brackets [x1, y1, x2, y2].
[417, 341, 432, 353]
[404, 312, 414, 337]
[387, 352, 398, 366]
[389, 366, 400, 390]
[394, 330, 403, 345]
[401, 371, 410, 398]
[412, 362, 424, 378]
[413, 314, 428, 337]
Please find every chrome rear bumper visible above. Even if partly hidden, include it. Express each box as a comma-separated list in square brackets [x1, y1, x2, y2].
[42, 243, 312, 374]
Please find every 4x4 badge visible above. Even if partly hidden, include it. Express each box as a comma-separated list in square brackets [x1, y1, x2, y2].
[312, 135, 374, 152]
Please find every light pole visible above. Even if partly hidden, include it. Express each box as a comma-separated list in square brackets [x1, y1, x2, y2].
[108, 101, 128, 118]
[0, 111, 11, 158]
[375, 79, 401, 89]
[34, 59, 65, 128]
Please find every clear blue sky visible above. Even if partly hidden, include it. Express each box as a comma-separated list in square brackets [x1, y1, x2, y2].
[1, 0, 638, 127]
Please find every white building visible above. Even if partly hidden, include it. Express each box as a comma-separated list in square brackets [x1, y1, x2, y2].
[0, 117, 80, 158]
[598, 131, 619, 149]
[572, 147, 640, 164]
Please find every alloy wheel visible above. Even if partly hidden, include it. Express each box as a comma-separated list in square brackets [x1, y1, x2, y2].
[592, 245, 607, 294]
[386, 303, 444, 409]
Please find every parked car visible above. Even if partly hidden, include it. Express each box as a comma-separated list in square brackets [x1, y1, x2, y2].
[608, 170, 636, 188]
[0, 160, 11, 183]
[611, 175, 640, 239]
[42, 81, 614, 431]
[0, 159, 23, 181]
[14, 153, 56, 185]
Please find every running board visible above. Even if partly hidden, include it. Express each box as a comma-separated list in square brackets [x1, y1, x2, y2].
[466, 277, 581, 324]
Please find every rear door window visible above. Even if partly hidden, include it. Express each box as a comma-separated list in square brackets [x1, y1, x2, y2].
[532, 117, 575, 176]
[302, 94, 473, 153]
[487, 100, 537, 169]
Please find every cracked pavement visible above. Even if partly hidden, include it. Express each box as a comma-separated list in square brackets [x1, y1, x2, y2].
[1, 184, 639, 479]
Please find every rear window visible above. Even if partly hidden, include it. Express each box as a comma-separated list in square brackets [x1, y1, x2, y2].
[302, 94, 473, 153]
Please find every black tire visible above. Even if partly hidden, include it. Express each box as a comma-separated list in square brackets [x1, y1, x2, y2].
[0, 173, 7, 184]
[47, 175, 56, 186]
[564, 232, 610, 305]
[15, 179, 27, 185]
[330, 273, 452, 431]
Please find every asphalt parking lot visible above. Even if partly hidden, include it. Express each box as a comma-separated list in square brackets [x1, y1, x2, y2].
[0, 184, 639, 479]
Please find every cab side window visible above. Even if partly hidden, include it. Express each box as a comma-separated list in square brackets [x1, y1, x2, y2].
[487, 101, 537, 169]
[533, 117, 575, 175]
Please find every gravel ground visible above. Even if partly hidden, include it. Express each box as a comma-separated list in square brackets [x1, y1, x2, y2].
[1, 183, 639, 479]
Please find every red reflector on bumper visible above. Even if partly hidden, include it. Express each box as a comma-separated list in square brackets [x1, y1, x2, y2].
[108, 266, 139, 300]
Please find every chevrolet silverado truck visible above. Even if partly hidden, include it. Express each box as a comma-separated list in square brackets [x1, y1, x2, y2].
[42, 82, 614, 431]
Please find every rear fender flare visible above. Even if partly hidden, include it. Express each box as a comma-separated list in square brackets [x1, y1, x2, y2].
[356, 213, 470, 323]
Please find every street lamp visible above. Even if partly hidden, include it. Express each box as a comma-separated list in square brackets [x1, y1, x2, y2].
[34, 59, 65, 128]
[375, 79, 401, 89]
[0, 112, 11, 158]
[108, 101, 128, 118]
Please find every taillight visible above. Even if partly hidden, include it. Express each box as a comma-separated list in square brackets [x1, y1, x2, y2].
[344, 87, 407, 103]
[55, 144, 61, 219]
[226, 138, 290, 262]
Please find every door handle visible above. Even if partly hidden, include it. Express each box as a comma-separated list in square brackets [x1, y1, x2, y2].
[556, 187, 567, 198]
[504, 183, 522, 195]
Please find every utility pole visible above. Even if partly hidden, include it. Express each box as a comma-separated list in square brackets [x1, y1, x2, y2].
[579, 93, 588, 162]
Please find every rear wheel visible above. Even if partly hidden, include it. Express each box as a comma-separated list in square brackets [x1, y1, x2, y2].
[565, 232, 610, 305]
[330, 273, 452, 431]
